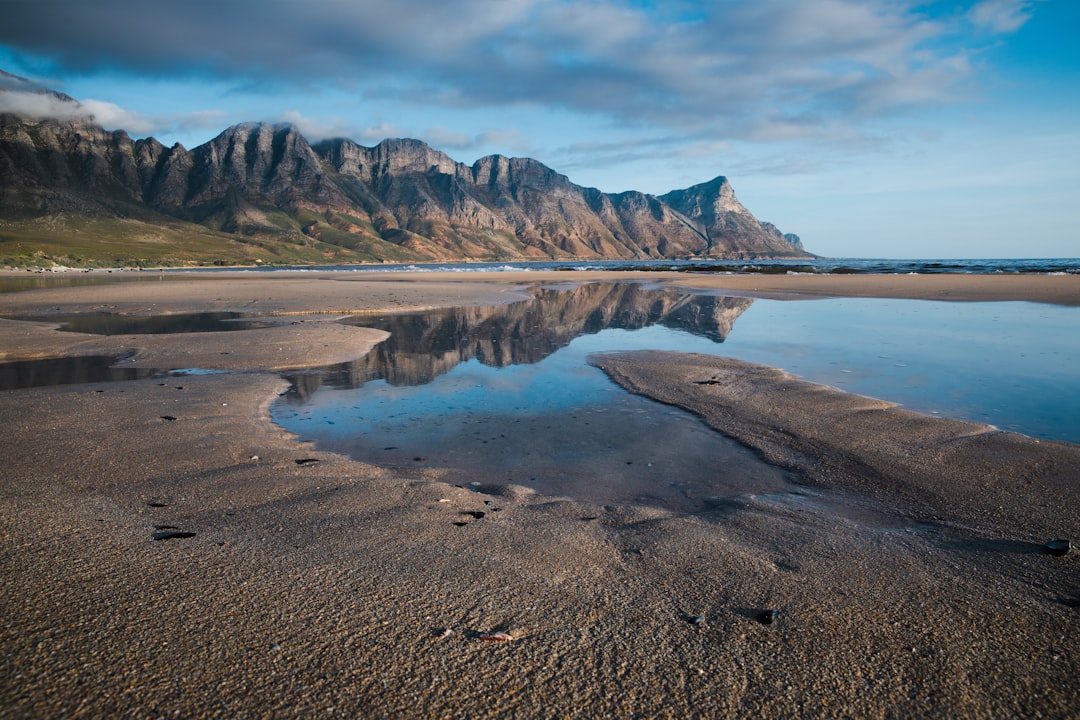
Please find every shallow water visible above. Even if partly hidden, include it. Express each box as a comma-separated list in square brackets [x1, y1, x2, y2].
[0, 273, 170, 294]
[0, 355, 185, 390]
[278, 330, 802, 513]
[275, 284, 799, 512]
[18, 311, 274, 335]
[722, 298, 1080, 443]
[273, 282, 1080, 513]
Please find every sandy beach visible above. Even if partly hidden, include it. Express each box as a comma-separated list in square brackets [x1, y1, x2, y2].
[1, 270, 1077, 718]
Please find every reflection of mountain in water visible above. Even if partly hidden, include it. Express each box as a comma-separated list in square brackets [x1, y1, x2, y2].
[286, 283, 752, 398]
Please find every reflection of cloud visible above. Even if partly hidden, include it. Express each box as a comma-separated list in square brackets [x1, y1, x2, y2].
[0, 0, 1043, 144]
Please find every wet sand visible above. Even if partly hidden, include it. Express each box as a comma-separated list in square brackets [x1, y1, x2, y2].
[1, 271, 1078, 718]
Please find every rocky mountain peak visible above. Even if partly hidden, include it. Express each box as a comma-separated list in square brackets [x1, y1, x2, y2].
[659, 175, 749, 226]
[0, 71, 810, 264]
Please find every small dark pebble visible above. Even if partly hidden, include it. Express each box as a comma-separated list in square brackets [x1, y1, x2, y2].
[384, 446, 399, 451]
[694, 379, 722, 385]
[582, 516, 599, 522]
[154, 524, 179, 530]
[152, 530, 196, 541]
[175, 386, 184, 390]
[757, 609, 779, 625]
[465, 511, 486, 520]
[295, 458, 320, 465]
[1045, 539, 1072, 556]
[160, 415, 177, 422]
[452, 522, 470, 527]
[413, 456, 424, 462]
[146, 502, 168, 508]
[692, 616, 706, 627]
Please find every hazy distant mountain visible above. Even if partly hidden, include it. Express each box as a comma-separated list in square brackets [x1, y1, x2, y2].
[0, 71, 809, 265]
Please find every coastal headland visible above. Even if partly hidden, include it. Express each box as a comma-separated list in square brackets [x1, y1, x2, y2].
[1, 271, 1077, 718]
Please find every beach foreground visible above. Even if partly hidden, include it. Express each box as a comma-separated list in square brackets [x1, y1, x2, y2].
[1, 271, 1077, 718]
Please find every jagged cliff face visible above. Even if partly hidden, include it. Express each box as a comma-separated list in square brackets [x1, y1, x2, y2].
[284, 283, 754, 396]
[0, 75, 808, 262]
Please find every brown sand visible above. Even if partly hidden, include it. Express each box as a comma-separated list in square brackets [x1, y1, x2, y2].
[0, 272, 1077, 718]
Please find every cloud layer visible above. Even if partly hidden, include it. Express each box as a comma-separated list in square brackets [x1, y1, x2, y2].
[1, 0, 1036, 143]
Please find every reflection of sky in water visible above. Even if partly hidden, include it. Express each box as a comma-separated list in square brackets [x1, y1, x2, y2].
[278, 296, 1080, 447]
[723, 298, 1079, 442]
[286, 325, 711, 436]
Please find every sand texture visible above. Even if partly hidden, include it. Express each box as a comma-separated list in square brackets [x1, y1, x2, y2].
[1, 272, 1077, 718]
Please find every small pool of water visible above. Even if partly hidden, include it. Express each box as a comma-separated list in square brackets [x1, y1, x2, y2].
[0, 274, 168, 294]
[275, 284, 803, 512]
[0, 355, 205, 390]
[14, 312, 274, 335]
[280, 330, 801, 513]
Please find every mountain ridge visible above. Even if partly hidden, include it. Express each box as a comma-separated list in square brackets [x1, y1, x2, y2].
[0, 72, 810, 267]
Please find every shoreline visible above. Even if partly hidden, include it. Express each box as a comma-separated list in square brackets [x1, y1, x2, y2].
[1, 271, 1077, 718]
[4, 267, 1080, 306]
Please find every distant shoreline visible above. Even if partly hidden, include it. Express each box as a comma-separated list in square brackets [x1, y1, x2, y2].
[3, 267, 1080, 306]
[3, 255, 1078, 279]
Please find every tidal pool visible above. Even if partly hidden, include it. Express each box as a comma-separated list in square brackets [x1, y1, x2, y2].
[0, 355, 198, 390]
[16, 312, 273, 335]
[275, 284, 802, 512]
[273, 282, 1079, 512]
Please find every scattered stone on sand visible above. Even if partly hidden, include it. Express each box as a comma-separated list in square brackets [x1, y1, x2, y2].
[294, 458, 320, 466]
[757, 609, 779, 625]
[478, 631, 514, 642]
[160, 415, 176, 421]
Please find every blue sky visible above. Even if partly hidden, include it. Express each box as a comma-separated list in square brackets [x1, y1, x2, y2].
[1, 0, 1077, 258]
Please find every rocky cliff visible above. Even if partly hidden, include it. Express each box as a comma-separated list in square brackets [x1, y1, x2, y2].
[0, 71, 808, 264]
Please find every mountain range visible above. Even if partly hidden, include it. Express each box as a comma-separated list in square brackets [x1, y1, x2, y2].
[0, 70, 808, 267]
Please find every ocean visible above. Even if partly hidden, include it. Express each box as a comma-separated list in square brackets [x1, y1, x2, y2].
[196, 257, 1080, 275]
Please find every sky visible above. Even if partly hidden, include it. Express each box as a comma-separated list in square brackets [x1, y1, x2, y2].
[1, 0, 1077, 258]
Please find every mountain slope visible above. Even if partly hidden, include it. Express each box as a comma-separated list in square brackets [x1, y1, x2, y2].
[0, 73, 809, 267]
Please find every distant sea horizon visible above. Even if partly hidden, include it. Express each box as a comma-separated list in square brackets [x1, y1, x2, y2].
[182, 257, 1080, 276]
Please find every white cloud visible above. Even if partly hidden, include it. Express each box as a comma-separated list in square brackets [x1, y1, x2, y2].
[0, 0, 1054, 154]
[0, 90, 84, 121]
[1, 86, 232, 144]
[278, 109, 358, 141]
[421, 126, 531, 154]
[79, 99, 156, 135]
[422, 126, 473, 150]
[355, 122, 411, 145]
[968, 0, 1042, 34]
